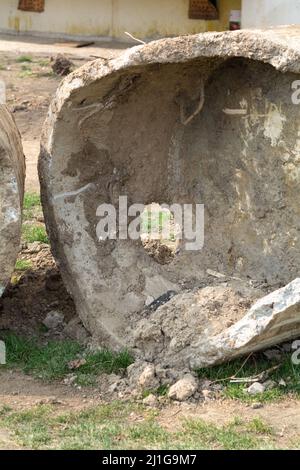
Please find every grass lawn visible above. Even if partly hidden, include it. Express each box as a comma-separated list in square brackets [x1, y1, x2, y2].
[0, 402, 285, 450]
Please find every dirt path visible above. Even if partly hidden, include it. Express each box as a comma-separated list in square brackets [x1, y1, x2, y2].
[0, 35, 128, 192]
[159, 399, 300, 445]
[0, 369, 299, 450]
[0, 33, 129, 59]
[0, 429, 21, 450]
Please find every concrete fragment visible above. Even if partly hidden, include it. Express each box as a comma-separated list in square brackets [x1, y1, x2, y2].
[251, 402, 264, 409]
[137, 364, 159, 390]
[168, 374, 198, 401]
[43, 310, 65, 329]
[263, 380, 277, 391]
[143, 394, 158, 407]
[64, 316, 89, 343]
[247, 382, 266, 395]
[0, 105, 25, 298]
[187, 279, 300, 369]
[39, 27, 300, 354]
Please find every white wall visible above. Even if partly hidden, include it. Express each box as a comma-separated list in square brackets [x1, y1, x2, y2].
[0, 0, 241, 41]
[242, 0, 300, 29]
[0, 0, 112, 38]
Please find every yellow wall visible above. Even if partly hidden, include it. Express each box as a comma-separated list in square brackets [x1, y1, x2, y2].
[0, 0, 241, 41]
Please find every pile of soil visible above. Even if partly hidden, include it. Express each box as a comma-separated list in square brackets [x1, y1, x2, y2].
[133, 282, 263, 367]
[141, 239, 175, 264]
[0, 242, 76, 338]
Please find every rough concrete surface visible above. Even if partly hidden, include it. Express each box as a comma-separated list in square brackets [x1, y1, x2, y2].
[134, 278, 300, 369]
[0, 105, 25, 298]
[39, 27, 300, 365]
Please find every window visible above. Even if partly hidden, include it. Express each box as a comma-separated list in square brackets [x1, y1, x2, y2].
[18, 0, 45, 13]
[189, 0, 219, 20]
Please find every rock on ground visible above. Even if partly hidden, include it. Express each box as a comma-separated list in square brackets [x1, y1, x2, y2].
[247, 383, 266, 395]
[43, 311, 65, 330]
[168, 375, 198, 401]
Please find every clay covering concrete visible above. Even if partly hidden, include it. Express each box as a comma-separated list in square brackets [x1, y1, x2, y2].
[0, 105, 25, 297]
[39, 27, 300, 366]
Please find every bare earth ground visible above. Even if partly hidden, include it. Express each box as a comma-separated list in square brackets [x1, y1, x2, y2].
[0, 34, 127, 192]
[0, 368, 300, 449]
[0, 35, 299, 450]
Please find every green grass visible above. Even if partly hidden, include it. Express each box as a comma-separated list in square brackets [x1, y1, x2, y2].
[37, 58, 50, 67]
[22, 224, 49, 244]
[0, 333, 133, 383]
[141, 209, 175, 240]
[196, 351, 300, 403]
[15, 259, 32, 272]
[18, 63, 35, 78]
[22, 192, 48, 244]
[0, 403, 283, 450]
[142, 384, 169, 399]
[23, 191, 42, 222]
[16, 55, 33, 63]
[24, 192, 41, 210]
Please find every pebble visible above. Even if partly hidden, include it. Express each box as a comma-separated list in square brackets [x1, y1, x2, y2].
[246, 382, 266, 395]
[168, 374, 198, 401]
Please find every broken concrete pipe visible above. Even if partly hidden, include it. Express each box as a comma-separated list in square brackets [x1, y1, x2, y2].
[0, 105, 25, 297]
[39, 27, 300, 367]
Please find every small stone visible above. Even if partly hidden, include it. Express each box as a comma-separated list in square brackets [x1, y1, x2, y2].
[168, 374, 198, 401]
[263, 349, 282, 361]
[26, 241, 42, 253]
[143, 394, 158, 407]
[202, 389, 213, 400]
[43, 310, 65, 330]
[199, 379, 212, 390]
[211, 383, 224, 391]
[281, 342, 292, 353]
[137, 364, 159, 390]
[246, 382, 266, 395]
[108, 382, 119, 393]
[251, 402, 264, 409]
[63, 374, 77, 386]
[262, 379, 276, 390]
[64, 317, 89, 343]
[279, 379, 287, 387]
[48, 397, 63, 405]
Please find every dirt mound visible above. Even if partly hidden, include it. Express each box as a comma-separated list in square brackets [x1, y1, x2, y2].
[132, 282, 262, 367]
[0, 242, 76, 338]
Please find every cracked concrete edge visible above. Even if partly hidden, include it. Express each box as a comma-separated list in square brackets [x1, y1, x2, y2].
[189, 278, 300, 368]
[39, 26, 300, 255]
[0, 105, 25, 297]
[41, 26, 300, 136]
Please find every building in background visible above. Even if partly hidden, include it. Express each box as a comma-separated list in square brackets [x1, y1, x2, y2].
[0, 0, 241, 42]
[242, 0, 300, 29]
